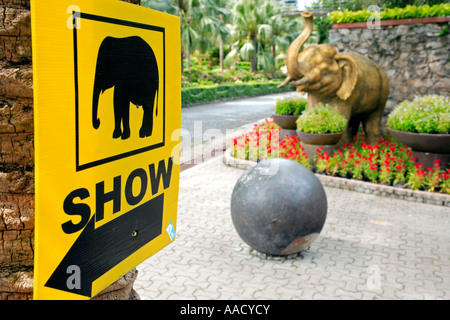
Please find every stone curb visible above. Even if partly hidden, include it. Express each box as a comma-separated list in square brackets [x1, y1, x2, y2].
[223, 150, 450, 207]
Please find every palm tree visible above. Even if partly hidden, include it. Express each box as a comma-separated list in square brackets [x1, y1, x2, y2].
[143, 0, 318, 73]
[143, 0, 232, 72]
[231, 0, 274, 71]
[142, 0, 201, 71]
[230, 0, 310, 72]
[197, 0, 231, 72]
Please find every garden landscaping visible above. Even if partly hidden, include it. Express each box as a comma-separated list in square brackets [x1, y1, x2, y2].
[168, 1, 450, 200]
[328, 3, 450, 25]
[226, 94, 450, 206]
[181, 50, 295, 106]
[182, 80, 294, 106]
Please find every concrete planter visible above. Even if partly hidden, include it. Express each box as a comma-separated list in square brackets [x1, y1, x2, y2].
[387, 129, 450, 154]
[387, 128, 450, 170]
[272, 114, 298, 129]
[296, 131, 343, 145]
[272, 114, 299, 139]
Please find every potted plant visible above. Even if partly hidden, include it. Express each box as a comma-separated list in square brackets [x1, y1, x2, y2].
[295, 103, 347, 169]
[387, 94, 450, 169]
[272, 96, 308, 137]
[296, 103, 347, 145]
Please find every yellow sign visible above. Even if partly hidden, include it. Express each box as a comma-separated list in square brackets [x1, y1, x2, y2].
[31, 0, 181, 299]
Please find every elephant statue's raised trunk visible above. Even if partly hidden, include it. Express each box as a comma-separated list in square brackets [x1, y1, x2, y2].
[278, 10, 313, 89]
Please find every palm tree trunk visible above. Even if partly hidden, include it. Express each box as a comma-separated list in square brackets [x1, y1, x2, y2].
[218, 12, 225, 73]
[0, 0, 141, 300]
[185, 42, 190, 71]
[219, 37, 224, 72]
[251, 33, 258, 72]
[0, 0, 35, 301]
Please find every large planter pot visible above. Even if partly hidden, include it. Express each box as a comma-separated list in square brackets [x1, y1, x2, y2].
[296, 131, 343, 169]
[272, 114, 298, 129]
[296, 131, 343, 145]
[387, 128, 450, 170]
[387, 129, 450, 154]
[272, 114, 299, 139]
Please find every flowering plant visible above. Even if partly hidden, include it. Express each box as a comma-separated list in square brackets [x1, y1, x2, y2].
[439, 169, 450, 194]
[314, 132, 449, 192]
[232, 118, 310, 167]
[296, 103, 347, 134]
[232, 119, 450, 194]
[387, 94, 450, 134]
[279, 135, 311, 169]
[231, 118, 280, 161]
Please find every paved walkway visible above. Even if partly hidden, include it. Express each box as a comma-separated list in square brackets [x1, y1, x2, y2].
[181, 92, 299, 145]
[134, 154, 450, 300]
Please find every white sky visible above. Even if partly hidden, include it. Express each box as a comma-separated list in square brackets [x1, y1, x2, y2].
[297, 0, 314, 10]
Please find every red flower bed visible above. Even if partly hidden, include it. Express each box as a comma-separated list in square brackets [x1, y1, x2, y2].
[231, 117, 450, 194]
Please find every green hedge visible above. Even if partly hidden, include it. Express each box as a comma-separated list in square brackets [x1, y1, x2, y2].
[329, 4, 450, 24]
[181, 81, 295, 106]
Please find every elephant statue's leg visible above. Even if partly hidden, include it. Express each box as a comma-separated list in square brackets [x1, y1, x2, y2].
[139, 93, 156, 138]
[335, 106, 354, 146]
[340, 116, 360, 146]
[362, 111, 383, 145]
[113, 86, 131, 140]
[363, 84, 389, 145]
[349, 117, 362, 139]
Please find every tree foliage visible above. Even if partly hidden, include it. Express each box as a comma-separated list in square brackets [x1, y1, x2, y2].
[142, 0, 318, 72]
[309, 0, 448, 11]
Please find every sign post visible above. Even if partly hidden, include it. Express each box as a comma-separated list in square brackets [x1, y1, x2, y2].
[31, 0, 181, 299]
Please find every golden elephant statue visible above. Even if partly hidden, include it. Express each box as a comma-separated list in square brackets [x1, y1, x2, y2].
[278, 11, 389, 146]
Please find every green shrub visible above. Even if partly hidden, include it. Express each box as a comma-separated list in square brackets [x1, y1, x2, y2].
[182, 67, 285, 88]
[328, 3, 450, 24]
[296, 103, 347, 134]
[387, 94, 450, 134]
[275, 96, 308, 115]
[238, 61, 251, 71]
[181, 81, 295, 106]
[437, 112, 450, 133]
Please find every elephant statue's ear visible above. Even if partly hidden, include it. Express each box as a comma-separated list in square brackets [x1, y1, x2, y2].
[335, 54, 357, 101]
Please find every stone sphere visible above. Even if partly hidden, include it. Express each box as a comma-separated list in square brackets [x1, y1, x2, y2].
[231, 158, 327, 256]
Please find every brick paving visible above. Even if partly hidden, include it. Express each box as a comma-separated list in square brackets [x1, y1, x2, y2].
[134, 156, 450, 300]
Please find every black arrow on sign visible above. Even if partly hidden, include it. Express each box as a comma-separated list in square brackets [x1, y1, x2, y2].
[45, 193, 164, 298]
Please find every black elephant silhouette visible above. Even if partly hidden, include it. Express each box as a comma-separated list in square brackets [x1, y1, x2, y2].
[92, 36, 159, 140]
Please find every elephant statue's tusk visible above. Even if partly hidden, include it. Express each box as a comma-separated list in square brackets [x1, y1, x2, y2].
[290, 77, 310, 87]
[277, 75, 293, 89]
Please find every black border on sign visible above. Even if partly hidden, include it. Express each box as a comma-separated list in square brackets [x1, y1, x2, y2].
[73, 12, 166, 172]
